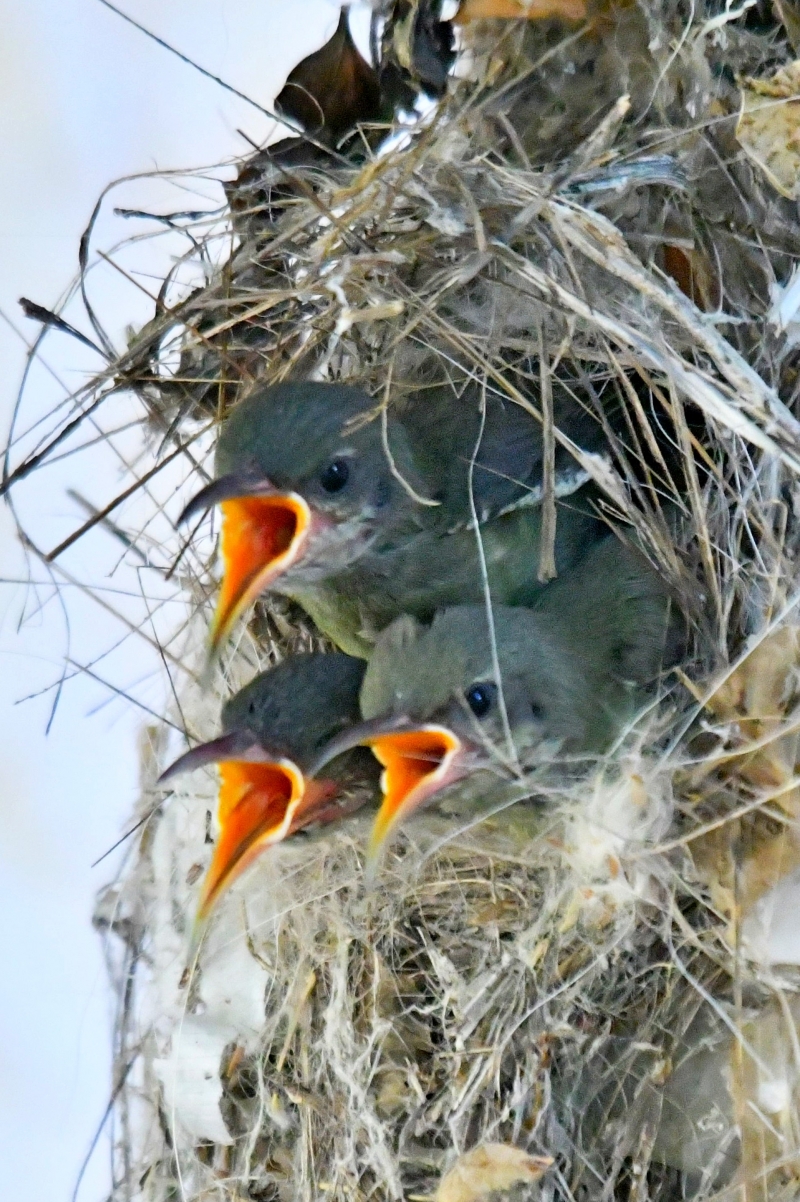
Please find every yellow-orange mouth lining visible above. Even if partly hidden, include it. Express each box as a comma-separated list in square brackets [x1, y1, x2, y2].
[196, 758, 306, 922]
[209, 493, 311, 651]
[365, 725, 463, 862]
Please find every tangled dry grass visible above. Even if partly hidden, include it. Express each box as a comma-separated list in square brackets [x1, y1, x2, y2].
[9, 1, 800, 1199]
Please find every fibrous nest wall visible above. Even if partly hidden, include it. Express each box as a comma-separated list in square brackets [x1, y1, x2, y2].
[11, 2, 800, 1199]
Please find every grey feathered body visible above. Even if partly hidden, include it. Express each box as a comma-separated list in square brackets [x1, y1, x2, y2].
[360, 537, 680, 761]
[214, 381, 609, 655]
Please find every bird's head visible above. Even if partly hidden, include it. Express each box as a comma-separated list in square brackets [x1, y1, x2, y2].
[159, 653, 368, 925]
[181, 382, 427, 656]
[308, 607, 585, 868]
[315, 539, 679, 869]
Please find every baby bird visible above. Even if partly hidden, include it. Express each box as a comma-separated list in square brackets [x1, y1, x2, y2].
[309, 536, 681, 866]
[160, 652, 376, 924]
[181, 379, 607, 658]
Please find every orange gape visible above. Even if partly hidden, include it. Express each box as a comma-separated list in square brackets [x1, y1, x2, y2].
[367, 727, 462, 859]
[210, 494, 311, 648]
[197, 760, 305, 920]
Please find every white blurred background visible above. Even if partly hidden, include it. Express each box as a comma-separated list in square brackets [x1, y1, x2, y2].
[0, 2, 359, 1196]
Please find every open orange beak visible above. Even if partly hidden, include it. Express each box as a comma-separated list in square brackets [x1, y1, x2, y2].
[211, 492, 312, 651]
[179, 472, 314, 656]
[365, 726, 463, 864]
[197, 757, 309, 921]
[307, 718, 464, 870]
[159, 735, 330, 928]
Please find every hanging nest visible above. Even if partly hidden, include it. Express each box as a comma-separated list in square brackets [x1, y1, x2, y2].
[10, 1, 800, 1199]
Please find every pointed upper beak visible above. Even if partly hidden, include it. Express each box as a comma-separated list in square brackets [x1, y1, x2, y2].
[159, 731, 319, 925]
[158, 729, 269, 782]
[180, 470, 314, 657]
[308, 717, 466, 870]
[178, 470, 277, 525]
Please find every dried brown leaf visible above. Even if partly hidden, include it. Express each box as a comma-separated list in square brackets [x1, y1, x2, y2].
[435, 1143, 552, 1202]
[692, 824, 800, 926]
[705, 627, 800, 809]
[687, 629, 800, 931]
[662, 244, 720, 311]
[276, 11, 383, 142]
[737, 63, 800, 199]
[455, 0, 586, 20]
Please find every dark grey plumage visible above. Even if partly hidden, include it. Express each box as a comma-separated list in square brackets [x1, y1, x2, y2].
[360, 535, 680, 759]
[184, 379, 608, 655]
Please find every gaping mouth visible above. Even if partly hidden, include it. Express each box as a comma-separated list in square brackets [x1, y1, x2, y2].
[160, 736, 313, 921]
[306, 718, 465, 867]
[180, 472, 313, 656]
[198, 757, 307, 920]
[211, 493, 312, 652]
[366, 726, 464, 862]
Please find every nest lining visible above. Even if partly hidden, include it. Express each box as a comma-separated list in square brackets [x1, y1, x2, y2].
[10, 2, 800, 1199]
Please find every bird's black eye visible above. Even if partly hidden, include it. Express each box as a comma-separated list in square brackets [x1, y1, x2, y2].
[319, 458, 350, 492]
[465, 682, 493, 718]
[530, 701, 545, 722]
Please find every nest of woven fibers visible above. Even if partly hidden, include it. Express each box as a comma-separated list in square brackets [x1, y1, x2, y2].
[103, 638, 800, 1202]
[27, 1, 800, 1199]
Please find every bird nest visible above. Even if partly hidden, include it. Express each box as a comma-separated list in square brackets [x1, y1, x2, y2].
[10, 2, 800, 1199]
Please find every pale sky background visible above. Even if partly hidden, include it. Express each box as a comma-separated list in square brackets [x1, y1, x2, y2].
[0, 2, 364, 1196]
